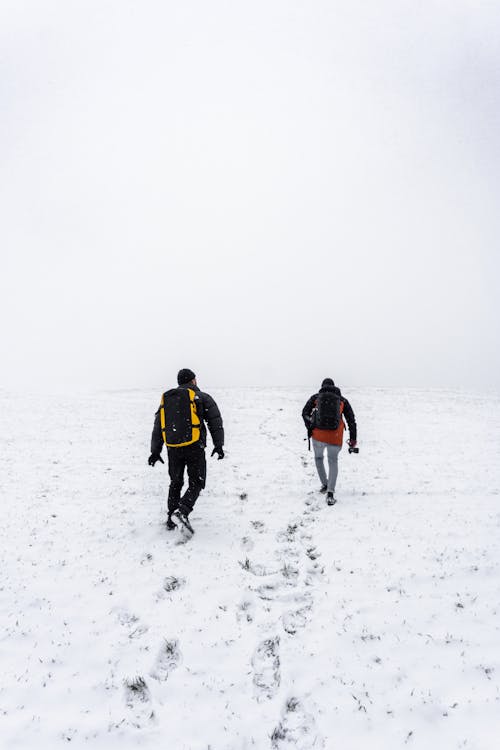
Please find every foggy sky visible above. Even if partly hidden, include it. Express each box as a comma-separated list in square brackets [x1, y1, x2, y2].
[1, 0, 499, 392]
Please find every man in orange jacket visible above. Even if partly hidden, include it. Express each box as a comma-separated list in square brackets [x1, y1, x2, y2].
[302, 378, 357, 505]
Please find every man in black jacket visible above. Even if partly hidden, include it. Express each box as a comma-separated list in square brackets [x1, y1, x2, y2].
[149, 368, 224, 530]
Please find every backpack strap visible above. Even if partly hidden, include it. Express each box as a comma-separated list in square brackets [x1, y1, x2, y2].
[187, 388, 201, 429]
[160, 393, 167, 445]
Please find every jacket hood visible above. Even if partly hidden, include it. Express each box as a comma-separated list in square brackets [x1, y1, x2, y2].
[319, 384, 341, 396]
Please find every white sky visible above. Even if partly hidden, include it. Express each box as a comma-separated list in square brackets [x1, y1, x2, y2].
[1, 0, 499, 391]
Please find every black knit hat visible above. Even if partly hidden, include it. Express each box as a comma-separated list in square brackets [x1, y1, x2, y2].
[321, 377, 335, 387]
[177, 368, 196, 385]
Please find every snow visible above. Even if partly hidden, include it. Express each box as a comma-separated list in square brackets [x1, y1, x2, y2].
[1, 386, 499, 749]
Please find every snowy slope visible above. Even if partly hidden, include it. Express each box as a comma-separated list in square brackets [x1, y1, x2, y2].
[1, 387, 499, 749]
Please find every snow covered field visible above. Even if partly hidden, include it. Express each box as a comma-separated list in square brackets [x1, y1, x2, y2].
[1, 386, 499, 749]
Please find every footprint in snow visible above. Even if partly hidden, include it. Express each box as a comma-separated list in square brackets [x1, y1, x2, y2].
[281, 562, 300, 586]
[274, 545, 300, 563]
[254, 580, 283, 601]
[252, 636, 280, 701]
[124, 677, 155, 727]
[299, 530, 313, 544]
[251, 520, 266, 533]
[115, 608, 140, 627]
[175, 529, 192, 545]
[237, 598, 256, 623]
[114, 609, 149, 639]
[276, 524, 300, 544]
[305, 562, 324, 586]
[271, 696, 323, 749]
[239, 558, 278, 577]
[150, 639, 182, 682]
[303, 504, 322, 519]
[281, 606, 310, 635]
[241, 535, 255, 552]
[162, 576, 186, 592]
[305, 546, 321, 561]
[304, 493, 321, 511]
[254, 580, 313, 604]
[128, 623, 149, 639]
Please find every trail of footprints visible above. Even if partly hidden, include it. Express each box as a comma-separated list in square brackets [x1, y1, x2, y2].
[241, 489, 325, 747]
[119, 491, 325, 745]
[117, 576, 187, 728]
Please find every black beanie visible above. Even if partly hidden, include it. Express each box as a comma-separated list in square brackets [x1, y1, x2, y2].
[321, 377, 335, 387]
[177, 368, 196, 385]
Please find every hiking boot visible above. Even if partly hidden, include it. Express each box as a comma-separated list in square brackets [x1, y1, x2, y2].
[173, 508, 194, 534]
[166, 516, 177, 530]
[326, 491, 336, 506]
[320, 485, 327, 494]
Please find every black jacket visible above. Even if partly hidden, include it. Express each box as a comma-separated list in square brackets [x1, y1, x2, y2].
[302, 384, 357, 442]
[151, 384, 224, 455]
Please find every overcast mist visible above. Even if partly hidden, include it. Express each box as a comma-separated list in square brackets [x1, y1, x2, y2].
[1, 0, 499, 392]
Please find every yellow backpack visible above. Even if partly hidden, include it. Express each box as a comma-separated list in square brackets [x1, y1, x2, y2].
[160, 388, 201, 447]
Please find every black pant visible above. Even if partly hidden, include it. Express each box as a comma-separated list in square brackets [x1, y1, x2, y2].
[167, 443, 207, 515]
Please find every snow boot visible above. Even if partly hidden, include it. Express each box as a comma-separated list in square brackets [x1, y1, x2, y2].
[173, 508, 194, 534]
[326, 491, 336, 506]
[166, 515, 177, 530]
[320, 485, 327, 494]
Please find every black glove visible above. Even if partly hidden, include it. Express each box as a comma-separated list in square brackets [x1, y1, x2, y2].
[211, 446, 224, 460]
[148, 453, 164, 466]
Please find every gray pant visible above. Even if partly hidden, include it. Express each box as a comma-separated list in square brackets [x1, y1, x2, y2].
[312, 439, 342, 492]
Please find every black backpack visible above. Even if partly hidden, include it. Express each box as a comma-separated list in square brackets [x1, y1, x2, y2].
[315, 391, 342, 430]
[160, 388, 201, 447]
